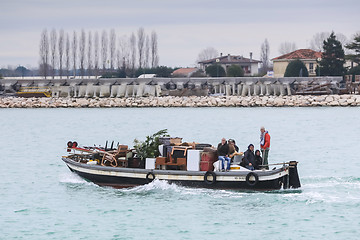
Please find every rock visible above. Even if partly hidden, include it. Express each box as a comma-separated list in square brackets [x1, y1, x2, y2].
[340, 95, 351, 99]
[273, 98, 285, 106]
[241, 100, 249, 106]
[347, 99, 355, 104]
[325, 96, 333, 102]
[329, 101, 340, 106]
[1, 94, 360, 108]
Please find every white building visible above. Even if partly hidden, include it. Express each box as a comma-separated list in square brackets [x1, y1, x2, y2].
[198, 53, 260, 76]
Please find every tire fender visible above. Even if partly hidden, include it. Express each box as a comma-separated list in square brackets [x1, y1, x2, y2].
[204, 171, 217, 185]
[146, 172, 155, 183]
[246, 172, 259, 186]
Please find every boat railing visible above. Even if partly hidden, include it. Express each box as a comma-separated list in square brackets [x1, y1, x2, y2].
[259, 161, 298, 167]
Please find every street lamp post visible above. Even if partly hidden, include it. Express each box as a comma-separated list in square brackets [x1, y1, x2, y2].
[216, 58, 220, 77]
[317, 58, 322, 76]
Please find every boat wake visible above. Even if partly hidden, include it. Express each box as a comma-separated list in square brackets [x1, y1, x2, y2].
[282, 175, 360, 204]
[120, 179, 250, 199]
[300, 176, 360, 194]
[58, 172, 360, 204]
[59, 172, 92, 185]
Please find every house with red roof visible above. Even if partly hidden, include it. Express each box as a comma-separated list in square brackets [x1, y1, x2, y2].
[198, 53, 260, 76]
[272, 49, 322, 77]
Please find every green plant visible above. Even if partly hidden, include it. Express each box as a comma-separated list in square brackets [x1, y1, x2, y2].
[345, 33, 360, 65]
[133, 129, 169, 160]
[319, 32, 346, 76]
[101, 69, 126, 78]
[227, 64, 244, 77]
[205, 64, 226, 77]
[284, 59, 309, 77]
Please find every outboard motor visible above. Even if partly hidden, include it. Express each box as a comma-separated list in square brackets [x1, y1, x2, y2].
[288, 161, 301, 188]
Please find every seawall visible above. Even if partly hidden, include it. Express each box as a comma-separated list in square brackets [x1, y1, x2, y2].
[1, 95, 360, 108]
[1, 76, 344, 97]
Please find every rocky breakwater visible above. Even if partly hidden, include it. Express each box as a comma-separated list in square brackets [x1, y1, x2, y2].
[1, 95, 360, 108]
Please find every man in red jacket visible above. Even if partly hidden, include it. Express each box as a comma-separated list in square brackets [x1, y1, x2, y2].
[260, 126, 270, 169]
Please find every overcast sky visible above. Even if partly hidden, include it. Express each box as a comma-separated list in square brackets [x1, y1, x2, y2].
[0, 0, 359, 69]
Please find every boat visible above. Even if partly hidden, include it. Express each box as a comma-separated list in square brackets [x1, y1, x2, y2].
[62, 137, 301, 190]
[16, 86, 52, 98]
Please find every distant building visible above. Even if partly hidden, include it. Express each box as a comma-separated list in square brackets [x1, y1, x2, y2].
[272, 49, 322, 77]
[198, 54, 260, 76]
[172, 68, 199, 77]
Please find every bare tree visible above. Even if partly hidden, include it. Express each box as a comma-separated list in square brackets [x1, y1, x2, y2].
[79, 29, 86, 78]
[336, 33, 349, 54]
[94, 31, 99, 77]
[150, 31, 159, 68]
[50, 29, 57, 79]
[309, 32, 348, 52]
[72, 31, 78, 77]
[65, 33, 70, 78]
[260, 38, 270, 73]
[130, 32, 136, 74]
[336, 33, 348, 46]
[101, 30, 108, 71]
[58, 29, 64, 79]
[309, 32, 330, 51]
[39, 29, 50, 79]
[144, 35, 150, 68]
[119, 35, 130, 70]
[116, 49, 121, 70]
[137, 27, 145, 68]
[87, 31, 92, 78]
[109, 29, 116, 70]
[278, 41, 297, 55]
[197, 47, 219, 62]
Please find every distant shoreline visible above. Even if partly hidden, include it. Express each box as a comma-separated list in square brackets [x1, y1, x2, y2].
[1, 95, 360, 108]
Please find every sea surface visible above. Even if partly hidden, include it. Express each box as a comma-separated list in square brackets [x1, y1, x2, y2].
[0, 107, 359, 239]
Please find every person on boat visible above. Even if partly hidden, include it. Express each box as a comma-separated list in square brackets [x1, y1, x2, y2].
[217, 138, 231, 171]
[260, 126, 270, 170]
[228, 139, 239, 152]
[243, 144, 255, 170]
[254, 150, 263, 170]
[228, 139, 243, 164]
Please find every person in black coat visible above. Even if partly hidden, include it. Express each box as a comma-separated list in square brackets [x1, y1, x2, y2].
[217, 138, 231, 171]
[254, 150, 263, 170]
[243, 144, 255, 170]
[217, 138, 229, 156]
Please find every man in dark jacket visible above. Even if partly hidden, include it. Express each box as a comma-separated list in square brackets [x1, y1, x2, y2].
[217, 138, 231, 171]
[243, 144, 255, 170]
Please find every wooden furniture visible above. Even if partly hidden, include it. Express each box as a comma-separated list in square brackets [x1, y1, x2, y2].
[101, 145, 128, 167]
[155, 146, 191, 170]
[155, 157, 167, 169]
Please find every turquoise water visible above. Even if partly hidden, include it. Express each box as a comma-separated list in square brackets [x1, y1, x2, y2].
[1, 107, 359, 239]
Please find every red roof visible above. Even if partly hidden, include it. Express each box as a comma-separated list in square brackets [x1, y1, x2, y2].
[172, 68, 198, 76]
[272, 49, 322, 61]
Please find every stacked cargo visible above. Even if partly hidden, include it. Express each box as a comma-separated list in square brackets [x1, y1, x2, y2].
[157, 137, 214, 171]
[200, 147, 218, 171]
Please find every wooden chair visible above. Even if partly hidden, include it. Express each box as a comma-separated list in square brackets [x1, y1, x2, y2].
[168, 146, 190, 170]
[101, 145, 128, 167]
[155, 157, 167, 169]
